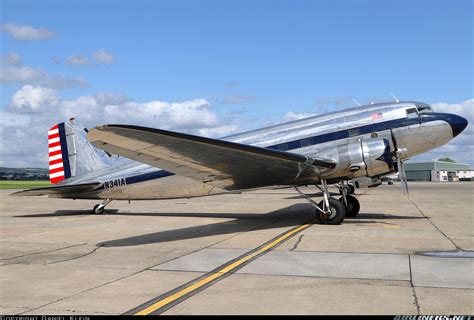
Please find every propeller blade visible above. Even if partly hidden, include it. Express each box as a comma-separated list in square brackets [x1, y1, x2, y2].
[401, 160, 409, 195]
[397, 156, 409, 195]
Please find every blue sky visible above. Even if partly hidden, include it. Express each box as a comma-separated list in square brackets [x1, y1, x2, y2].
[0, 0, 472, 167]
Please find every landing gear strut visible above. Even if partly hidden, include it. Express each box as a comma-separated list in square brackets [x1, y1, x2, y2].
[92, 198, 113, 214]
[338, 183, 355, 195]
[338, 180, 360, 217]
[294, 179, 346, 225]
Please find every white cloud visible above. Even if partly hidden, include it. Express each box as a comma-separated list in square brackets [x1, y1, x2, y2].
[281, 111, 316, 121]
[262, 111, 316, 127]
[94, 92, 128, 105]
[1, 23, 54, 40]
[0, 87, 238, 167]
[103, 99, 219, 131]
[93, 49, 114, 64]
[198, 125, 239, 137]
[9, 85, 59, 113]
[0, 53, 88, 89]
[2, 52, 22, 66]
[66, 55, 89, 66]
[0, 64, 43, 83]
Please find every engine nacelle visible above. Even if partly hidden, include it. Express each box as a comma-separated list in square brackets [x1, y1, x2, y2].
[314, 138, 394, 179]
[352, 177, 382, 189]
[351, 138, 394, 177]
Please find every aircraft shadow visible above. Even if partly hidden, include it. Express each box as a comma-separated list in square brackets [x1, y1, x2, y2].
[13, 205, 426, 248]
[14, 209, 119, 217]
[355, 213, 426, 220]
[99, 204, 315, 247]
[95, 208, 425, 248]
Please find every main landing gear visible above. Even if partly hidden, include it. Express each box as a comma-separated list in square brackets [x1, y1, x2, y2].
[294, 179, 360, 225]
[92, 198, 113, 214]
[294, 180, 345, 225]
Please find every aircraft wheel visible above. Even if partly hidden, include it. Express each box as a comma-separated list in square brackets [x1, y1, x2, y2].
[92, 204, 105, 215]
[339, 184, 355, 195]
[317, 198, 346, 225]
[339, 195, 360, 217]
[347, 184, 355, 194]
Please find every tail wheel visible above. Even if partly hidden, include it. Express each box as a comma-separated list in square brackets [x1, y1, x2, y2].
[92, 204, 105, 215]
[317, 198, 346, 225]
[339, 195, 360, 217]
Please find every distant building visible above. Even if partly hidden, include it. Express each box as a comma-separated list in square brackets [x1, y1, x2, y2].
[404, 161, 473, 182]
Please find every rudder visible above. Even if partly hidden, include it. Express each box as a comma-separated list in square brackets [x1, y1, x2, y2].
[48, 119, 118, 184]
[48, 123, 72, 184]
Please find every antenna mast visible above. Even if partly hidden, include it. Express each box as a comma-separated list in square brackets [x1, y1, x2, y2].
[352, 98, 362, 106]
[388, 91, 400, 103]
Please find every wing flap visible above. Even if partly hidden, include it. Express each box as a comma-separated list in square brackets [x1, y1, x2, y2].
[87, 125, 336, 190]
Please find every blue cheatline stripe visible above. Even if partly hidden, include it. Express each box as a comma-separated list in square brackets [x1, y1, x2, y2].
[117, 114, 447, 186]
[58, 122, 71, 179]
[125, 170, 175, 185]
[267, 116, 425, 151]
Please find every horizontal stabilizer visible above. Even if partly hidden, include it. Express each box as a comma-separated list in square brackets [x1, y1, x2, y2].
[10, 182, 103, 197]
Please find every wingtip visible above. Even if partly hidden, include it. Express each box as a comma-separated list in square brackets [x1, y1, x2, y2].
[9, 190, 30, 197]
[86, 124, 109, 142]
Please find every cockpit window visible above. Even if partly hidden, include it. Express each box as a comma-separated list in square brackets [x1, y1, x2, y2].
[417, 106, 432, 114]
[406, 107, 418, 119]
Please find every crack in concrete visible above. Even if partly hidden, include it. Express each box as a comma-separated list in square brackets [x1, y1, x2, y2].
[17, 210, 295, 315]
[289, 235, 304, 251]
[408, 254, 421, 315]
[409, 198, 461, 251]
[47, 245, 104, 265]
[0, 243, 88, 266]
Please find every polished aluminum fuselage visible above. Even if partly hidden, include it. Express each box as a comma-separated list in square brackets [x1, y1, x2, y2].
[65, 101, 456, 200]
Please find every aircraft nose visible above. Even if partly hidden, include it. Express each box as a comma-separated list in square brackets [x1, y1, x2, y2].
[447, 114, 468, 137]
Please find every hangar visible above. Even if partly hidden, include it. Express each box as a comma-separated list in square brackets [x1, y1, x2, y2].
[404, 161, 473, 182]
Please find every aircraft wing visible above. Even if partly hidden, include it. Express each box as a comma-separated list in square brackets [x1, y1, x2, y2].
[10, 182, 103, 197]
[87, 125, 336, 190]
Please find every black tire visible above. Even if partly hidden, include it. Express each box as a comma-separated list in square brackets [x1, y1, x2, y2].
[347, 184, 355, 194]
[339, 195, 360, 217]
[92, 204, 105, 215]
[339, 184, 355, 195]
[317, 198, 346, 225]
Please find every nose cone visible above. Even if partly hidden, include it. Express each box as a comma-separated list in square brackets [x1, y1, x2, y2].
[447, 114, 468, 137]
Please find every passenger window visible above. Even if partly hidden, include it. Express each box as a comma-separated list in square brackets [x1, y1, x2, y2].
[406, 108, 418, 119]
[348, 128, 360, 137]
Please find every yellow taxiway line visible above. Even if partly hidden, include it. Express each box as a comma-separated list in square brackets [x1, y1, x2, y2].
[130, 219, 316, 315]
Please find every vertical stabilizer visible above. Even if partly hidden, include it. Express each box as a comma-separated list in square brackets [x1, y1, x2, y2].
[48, 123, 72, 184]
[48, 119, 118, 184]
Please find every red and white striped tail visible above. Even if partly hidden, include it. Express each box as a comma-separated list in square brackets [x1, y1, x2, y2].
[48, 123, 71, 184]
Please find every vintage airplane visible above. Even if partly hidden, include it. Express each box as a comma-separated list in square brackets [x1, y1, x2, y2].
[11, 101, 468, 225]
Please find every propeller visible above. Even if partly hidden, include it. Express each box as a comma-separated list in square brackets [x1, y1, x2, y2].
[396, 152, 409, 195]
[391, 130, 409, 196]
